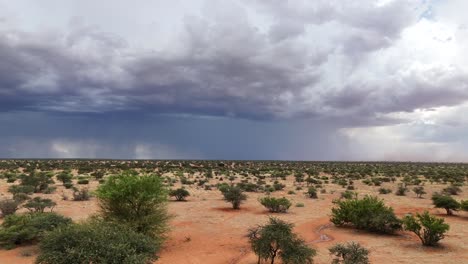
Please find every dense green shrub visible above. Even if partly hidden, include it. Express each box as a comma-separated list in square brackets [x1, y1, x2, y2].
[432, 193, 460, 215]
[248, 217, 316, 264]
[403, 211, 449, 246]
[77, 179, 89, 185]
[36, 221, 159, 264]
[330, 196, 401, 234]
[259, 197, 292, 213]
[95, 172, 169, 237]
[63, 182, 73, 189]
[0, 213, 71, 249]
[329, 241, 369, 264]
[221, 186, 247, 209]
[169, 188, 190, 201]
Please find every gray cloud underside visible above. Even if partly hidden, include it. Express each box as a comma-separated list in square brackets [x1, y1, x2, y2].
[2, 0, 467, 127]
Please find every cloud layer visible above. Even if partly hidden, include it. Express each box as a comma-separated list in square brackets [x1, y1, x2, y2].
[1, 0, 468, 160]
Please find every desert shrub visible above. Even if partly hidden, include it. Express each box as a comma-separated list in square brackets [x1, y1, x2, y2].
[43, 186, 56, 194]
[330, 196, 401, 234]
[432, 193, 460, 215]
[395, 184, 408, 196]
[307, 187, 318, 199]
[72, 188, 90, 201]
[341, 191, 357, 200]
[0, 212, 71, 249]
[13, 193, 31, 203]
[77, 179, 89, 185]
[259, 197, 292, 213]
[19, 172, 54, 193]
[442, 185, 462, 195]
[169, 188, 190, 201]
[221, 186, 247, 209]
[248, 217, 316, 264]
[36, 221, 159, 264]
[413, 186, 426, 198]
[23, 197, 56, 213]
[461, 200, 468, 211]
[287, 190, 296, 195]
[296, 203, 305, 207]
[56, 172, 72, 185]
[273, 183, 285, 191]
[378, 188, 392, 194]
[8, 185, 35, 195]
[402, 211, 449, 246]
[329, 241, 369, 264]
[0, 199, 20, 217]
[95, 172, 169, 237]
[63, 182, 73, 189]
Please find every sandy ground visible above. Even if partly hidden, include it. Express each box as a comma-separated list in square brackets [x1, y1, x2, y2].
[0, 176, 467, 264]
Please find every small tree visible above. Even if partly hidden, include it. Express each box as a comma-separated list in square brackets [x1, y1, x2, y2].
[402, 211, 449, 246]
[329, 241, 369, 264]
[0, 199, 20, 218]
[259, 197, 292, 213]
[461, 200, 468, 211]
[413, 186, 426, 198]
[95, 172, 169, 238]
[23, 197, 56, 213]
[169, 188, 190, 201]
[248, 217, 316, 264]
[395, 184, 408, 196]
[221, 186, 247, 209]
[432, 194, 460, 215]
[19, 171, 54, 193]
[56, 172, 73, 185]
[307, 187, 318, 199]
[442, 185, 462, 195]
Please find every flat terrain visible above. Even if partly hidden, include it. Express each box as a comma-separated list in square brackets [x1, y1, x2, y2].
[0, 161, 467, 263]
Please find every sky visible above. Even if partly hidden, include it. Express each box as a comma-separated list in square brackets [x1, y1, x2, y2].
[1, 0, 468, 161]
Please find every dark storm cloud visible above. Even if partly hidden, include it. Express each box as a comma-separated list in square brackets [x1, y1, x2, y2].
[0, 0, 467, 126]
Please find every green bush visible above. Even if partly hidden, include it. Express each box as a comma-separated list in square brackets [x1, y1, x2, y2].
[432, 193, 460, 215]
[259, 197, 292, 213]
[412, 186, 426, 198]
[169, 188, 190, 201]
[402, 211, 449, 246]
[307, 187, 318, 199]
[95, 172, 169, 237]
[77, 179, 89, 185]
[221, 186, 247, 209]
[378, 188, 392, 194]
[19, 172, 54, 193]
[0, 213, 71, 249]
[36, 221, 159, 264]
[0, 199, 20, 217]
[248, 217, 316, 264]
[8, 185, 35, 195]
[330, 196, 401, 234]
[329, 241, 369, 264]
[442, 185, 462, 195]
[461, 200, 468, 211]
[63, 182, 73, 189]
[24, 197, 56, 213]
[72, 188, 90, 201]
